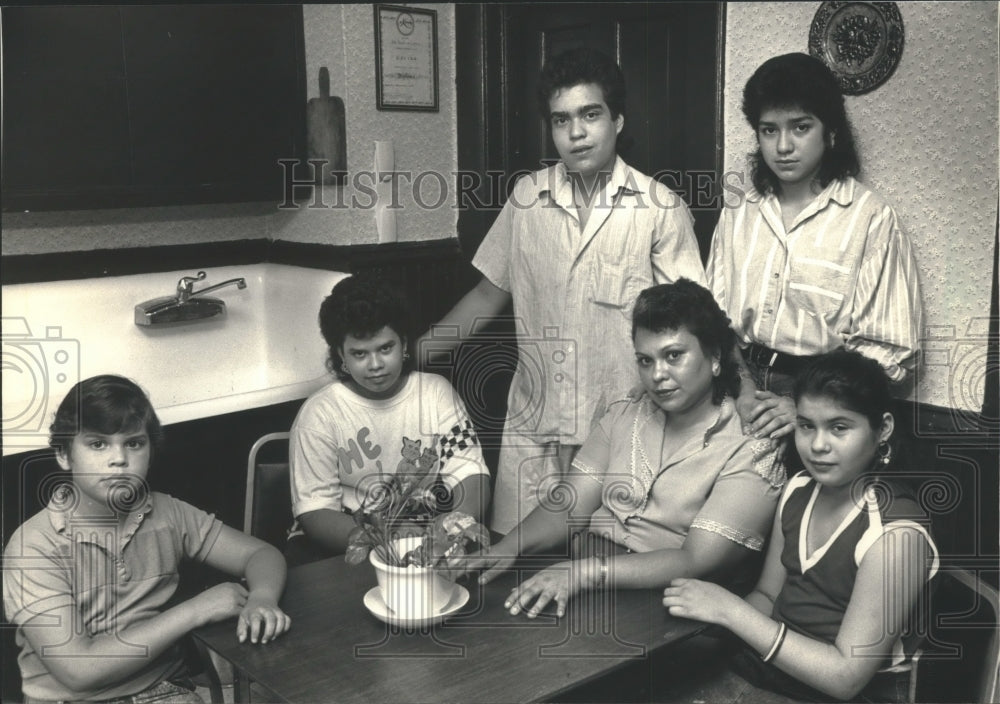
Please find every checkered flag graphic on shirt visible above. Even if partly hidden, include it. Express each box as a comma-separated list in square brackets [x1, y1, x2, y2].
[439, 420, 478, 465]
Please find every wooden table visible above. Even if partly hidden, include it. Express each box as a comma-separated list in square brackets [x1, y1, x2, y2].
[192, 556, 703, 703]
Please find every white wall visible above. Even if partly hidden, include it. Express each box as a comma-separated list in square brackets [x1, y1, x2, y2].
[274, 3, 458, 245]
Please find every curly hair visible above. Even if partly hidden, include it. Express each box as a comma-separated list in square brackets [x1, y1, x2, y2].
[631, 279, 739, 404]
[536, 47, 626, 121]
[318, 273, 414, 380]
[49, 374, 165, 457]
[742, 53, 860, 195]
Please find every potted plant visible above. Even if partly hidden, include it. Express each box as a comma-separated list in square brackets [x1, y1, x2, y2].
[345, 441, 490, 620]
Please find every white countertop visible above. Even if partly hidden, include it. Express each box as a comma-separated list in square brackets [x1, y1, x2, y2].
[3, 263, 347, 456]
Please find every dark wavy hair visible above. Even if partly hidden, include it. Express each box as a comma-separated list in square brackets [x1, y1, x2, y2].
[536, 47, 626, 121]
[742, 53, 860, 195]
[49, 374, 165, 457]
[319, 273, 414, 381]
[792, 349, 904, 478]
[793, 350, 892, 431]
[631, 279, 739, 404]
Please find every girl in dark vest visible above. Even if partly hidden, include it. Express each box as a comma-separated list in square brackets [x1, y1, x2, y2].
[664, 349, 937, 703]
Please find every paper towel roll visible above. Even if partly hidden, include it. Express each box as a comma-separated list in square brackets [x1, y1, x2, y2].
[374, 140, 397, 243]
[375, 201, 397, 243]
[374, 140, 395, 180]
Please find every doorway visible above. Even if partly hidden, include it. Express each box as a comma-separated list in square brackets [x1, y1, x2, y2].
[456, 2, 724, 258]
[451, 3, 725, 472]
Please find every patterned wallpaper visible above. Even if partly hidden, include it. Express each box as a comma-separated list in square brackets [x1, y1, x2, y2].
[724, 1, 998, 411]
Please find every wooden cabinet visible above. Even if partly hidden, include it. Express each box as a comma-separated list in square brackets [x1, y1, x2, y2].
[2, 5, 306, 211]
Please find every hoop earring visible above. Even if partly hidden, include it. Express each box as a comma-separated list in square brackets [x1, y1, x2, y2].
[877, 441, 892, 466]
[403, 352, 410, 361]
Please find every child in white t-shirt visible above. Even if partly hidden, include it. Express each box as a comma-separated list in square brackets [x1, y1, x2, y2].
[285, 274, 491, 565]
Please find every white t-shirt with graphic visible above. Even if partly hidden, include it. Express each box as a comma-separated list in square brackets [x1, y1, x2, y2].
[289, 372, 487, 517]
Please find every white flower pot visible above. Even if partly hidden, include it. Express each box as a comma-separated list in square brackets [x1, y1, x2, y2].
[369, 536, 452, 618]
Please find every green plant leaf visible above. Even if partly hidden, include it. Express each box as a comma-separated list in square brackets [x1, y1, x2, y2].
[344, 542, 371, 565]
[347, 525, 373, 546]
[430, 513, 449, 546]
[401, 540, 429, 567]
[444, 543, 469, 569]
[461, 523, 491, 550]
[372, 542, 394, 565]
[345, 525, 376, 565]
[396, 475, 415, 498]
[436, 511, 476, 537]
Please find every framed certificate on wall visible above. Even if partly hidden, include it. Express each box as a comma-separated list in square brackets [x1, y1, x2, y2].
[374, 4, 439, 111]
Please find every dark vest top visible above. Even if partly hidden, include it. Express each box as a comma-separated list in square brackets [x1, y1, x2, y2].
[772, 472, 938, 670]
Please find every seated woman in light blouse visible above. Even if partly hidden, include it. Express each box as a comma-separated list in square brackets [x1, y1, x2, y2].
[468, 279, 785, 618]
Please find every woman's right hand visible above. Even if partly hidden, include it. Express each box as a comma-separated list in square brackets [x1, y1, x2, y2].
[453, 542, 517, 584]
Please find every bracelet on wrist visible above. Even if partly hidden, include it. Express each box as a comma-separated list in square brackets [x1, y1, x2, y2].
[594, 555, 608, 589]
[761, 622, 787, 663]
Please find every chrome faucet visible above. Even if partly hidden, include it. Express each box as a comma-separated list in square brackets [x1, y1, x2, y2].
[135, 271, 247, 327]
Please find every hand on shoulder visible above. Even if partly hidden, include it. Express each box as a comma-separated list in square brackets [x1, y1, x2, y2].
[737, 390, 796, 440]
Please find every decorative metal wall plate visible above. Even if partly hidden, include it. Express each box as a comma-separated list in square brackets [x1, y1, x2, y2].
[809, 1, 904, 95]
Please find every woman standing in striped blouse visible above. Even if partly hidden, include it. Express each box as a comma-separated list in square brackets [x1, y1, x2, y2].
[709, 53, 922, 442]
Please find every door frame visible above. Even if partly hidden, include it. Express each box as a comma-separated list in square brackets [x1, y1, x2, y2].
[454, 2, 727, 259]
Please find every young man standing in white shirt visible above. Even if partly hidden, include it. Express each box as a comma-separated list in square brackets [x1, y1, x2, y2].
[420, 48, 706, 533]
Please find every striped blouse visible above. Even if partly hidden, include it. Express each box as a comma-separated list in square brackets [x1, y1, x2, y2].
[707, 177, 922, 382]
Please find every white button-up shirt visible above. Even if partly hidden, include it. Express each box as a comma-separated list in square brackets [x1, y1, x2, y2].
[473, 157, 706, 445]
